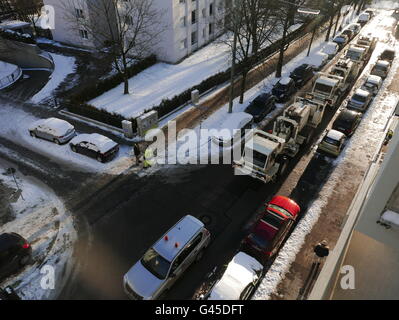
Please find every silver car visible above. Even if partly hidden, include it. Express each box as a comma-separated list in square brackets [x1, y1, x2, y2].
[123, 215, 211, 300]
[371, 60, 390, 79]
[29, 118, 76, 144]
[347, 88, 372, 113]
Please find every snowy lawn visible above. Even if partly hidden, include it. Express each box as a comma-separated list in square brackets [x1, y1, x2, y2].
[30, 53, 76, 104]
[0, 163, 76, 300]
[0, 104, 135, 174]
[253, 9, 399, 300]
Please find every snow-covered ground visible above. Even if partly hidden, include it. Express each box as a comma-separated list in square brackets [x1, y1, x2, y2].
[0, 104, 135, 174]
[0, 61, 18, 79]
[30, 53, 76, 104]
[0, 161, 76, 300]
[89, 24, 304, 120]
[253, 9, 399, 300]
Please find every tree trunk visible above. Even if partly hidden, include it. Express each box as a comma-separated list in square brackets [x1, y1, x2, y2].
[239, 71, 248, 104]
[333, 10, 342, 37]
[123, 75, 129, 95]
[325, 12, 335, 42]
[276, 15, 290, 78]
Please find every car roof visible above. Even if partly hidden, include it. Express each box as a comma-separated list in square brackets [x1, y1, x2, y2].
[337, 109, 360, 121]
[354, 88, 370, 97]
[366, 75, 382, 84]
[70, 133, 118, 153]
[213, 112, 253, 141]
[0, 233, 23, 250]
[376, 60, 390, 66]
[279, 77, 292, 85]
[208, 252, 262, 300]
[153, 215, 204, 262]
[326, 129, 346, 141]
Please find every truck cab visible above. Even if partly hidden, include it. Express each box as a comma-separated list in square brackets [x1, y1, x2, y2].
[233, 130, 287, 183]
[311, 75, 342, 107]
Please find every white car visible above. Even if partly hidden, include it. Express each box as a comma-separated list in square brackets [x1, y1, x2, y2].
[318, 129, 347, 157]
[307, 51, 329, 70]
[358, 12, 370, 26]
[361, 75, 382, 96]
[211, 112, 253, 148]
[29, 118, 76, 144]
[69, 133, 119, 162]
[207, 252, 263, 300]
[321, 42, 339, 59]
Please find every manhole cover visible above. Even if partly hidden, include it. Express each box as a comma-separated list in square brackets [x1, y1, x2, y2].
[200, 215, 212, 225]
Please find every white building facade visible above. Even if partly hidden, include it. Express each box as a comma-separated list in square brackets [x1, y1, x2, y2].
[44, 0, 225, 63]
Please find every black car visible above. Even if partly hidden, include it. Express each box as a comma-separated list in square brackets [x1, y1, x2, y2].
[333, 34, 349, 50]
[272, 77, 296, 103]
[244, 93, 276, 123]
[0, 233, 32, 281]
[289, 64, 314, 88]
[332, 109, 362, 136]
[341, 29, 354, 41]
[380, 48, 395, 63]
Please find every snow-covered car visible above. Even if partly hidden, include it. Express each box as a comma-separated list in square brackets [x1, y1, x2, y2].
[318, 129, 347, 157]
[272, 77, 297, 102]
[321, 42, 339, 59]
[307, 52, 329, 71]
[347, 88, 372, 113]
[357, 12, 370, 26]
[69, 133, 119, 162]
[347, 23, 361, 36]
[371, 60, 391, 79]
[207, 252, 263, 300]
[361, 75, 383, 96]
[29, 118, 76, 144]
[211, 112, 253, 147]
[333, 34, 349, 50]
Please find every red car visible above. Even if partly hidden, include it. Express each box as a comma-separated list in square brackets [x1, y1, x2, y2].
[243, 196, 300, 262]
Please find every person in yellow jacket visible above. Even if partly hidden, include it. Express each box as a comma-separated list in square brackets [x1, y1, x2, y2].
[143, 147, 155, 169]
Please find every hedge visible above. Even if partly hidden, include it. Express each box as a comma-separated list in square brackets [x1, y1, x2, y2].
[0, 28, 36, 44]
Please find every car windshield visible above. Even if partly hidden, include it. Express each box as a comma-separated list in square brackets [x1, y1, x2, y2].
[381, 51, 394, 60]
[248, 232, 271, 250]
[324, 136, 340, 146]
[141, 248, 171, 280]
[364, 82, 375, 89]
[251, 150, 267, 168]
[375, 64, 387, 71]
[275, 82, 288, 90]
[293, 67, 306, 76]
[352, 94, 367, 103]
[262, 211, 285, 227]
[314, 82, 332, 95]
[267, 204, 293, 218]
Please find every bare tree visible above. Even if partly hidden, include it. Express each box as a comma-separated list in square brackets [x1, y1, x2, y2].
[9, 0, 43, 36]
[224, 0, 278, 105]
[63, 0, 164, 95]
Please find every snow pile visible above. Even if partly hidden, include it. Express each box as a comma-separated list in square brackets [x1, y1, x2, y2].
[31, 53, 76, 103]
[0, 165, 76, 300]
[253, 12, 399, 299]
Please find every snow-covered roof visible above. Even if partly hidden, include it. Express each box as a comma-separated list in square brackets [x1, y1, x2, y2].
[29, 118, 74, 136]
[358, 13, 370, 21]
[349, 45, 366, 53]
[366, 75, 382, 85]
[70, 133, 118, 153]
[348, 23, 361, 29]
[316, 76, 339, 87]
[326, 129, 346, 141]
[279, 77, 292, 86]
[354, 88, 370, 97]
[0, 20, 31, 30]
[376, 60, 390, 67]
[208, 252, 262, 300]
[322, 42, 338, 54]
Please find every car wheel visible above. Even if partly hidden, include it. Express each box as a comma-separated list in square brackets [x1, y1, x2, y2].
[195, 249, 204, 262]
[19, 254, 31, 266]
[30, 131, 36, 138]
[71, 145, 77, 152]
[53, 139, 60, 145]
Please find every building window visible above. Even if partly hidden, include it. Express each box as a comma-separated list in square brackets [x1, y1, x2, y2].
[203, 28, 206, 38]
[125, 15, 133, 25]
[209, 23, 214, 35]
[79, 29, 88, 39]
[180, 16, 187, 27]
[210, 3, 213, 16]
[191, 31, 197, 45]
[180, 38, 187, 50]
[192, 10, 196, 24]
[75, 8, 84, 19]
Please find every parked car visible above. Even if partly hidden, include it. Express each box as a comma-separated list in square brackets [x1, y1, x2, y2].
[211, 112, 254, 146]
[206, 252, 263, 300]
[341, 28, 354, 41]
[364, 9, 375, 19]
[272, 77, 296, 102]
[347, 88, 372, 113]
[0, 233, 32, 281]
[318, 129, 347, 157]
[357, 12, 370, 27]
[69, 133, 119, 162]
[307, 52, 329, 71]
[321, 42, 339, 59]
[29, 118, 76, 145]
[361, 75, 383, 96]
[123, 215, 211, 300]
[242, 196, 300, 262]
[244, 93, 276, 123]
[332, 109, 362, 136]
[289, 64, 314, 88]
[333, 34, 349, 50]
[371, 60, 391, 79]
[379, 48, 395, 63]
[347, 23, 361, 36]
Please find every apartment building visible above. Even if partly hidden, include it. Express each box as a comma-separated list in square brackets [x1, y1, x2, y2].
[43, 0, 225, 63]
